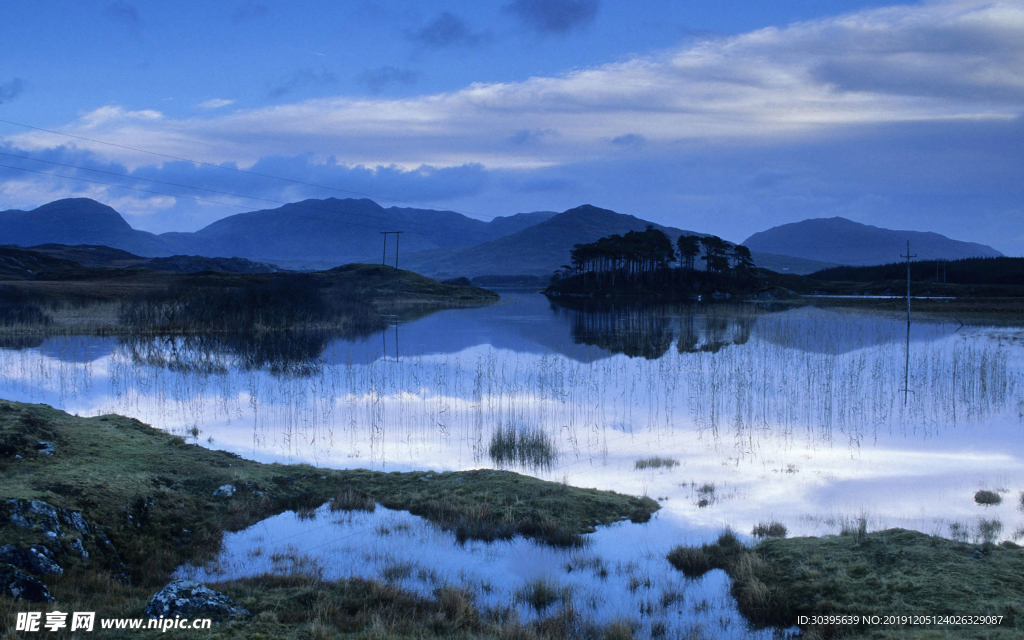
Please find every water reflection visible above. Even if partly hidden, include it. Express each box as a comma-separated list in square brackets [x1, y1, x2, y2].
[0, 294, 1021, 544]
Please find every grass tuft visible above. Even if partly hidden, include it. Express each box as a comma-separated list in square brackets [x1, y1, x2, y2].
[515, 578, 572, 613]
[634, 457, 679, 470]
[751, 521, 787, 540]
[489, 423, 558, 471]
[975, 489, 1003, 505]
[329, 486, 376, 512]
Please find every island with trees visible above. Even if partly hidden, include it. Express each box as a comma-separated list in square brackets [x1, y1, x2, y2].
[544, 227, 762, 301]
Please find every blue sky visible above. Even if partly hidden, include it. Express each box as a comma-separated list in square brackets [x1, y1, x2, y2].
[1, 0, 1022, 254]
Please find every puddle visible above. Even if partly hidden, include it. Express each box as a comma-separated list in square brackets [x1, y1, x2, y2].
[177, 504, 790, 639]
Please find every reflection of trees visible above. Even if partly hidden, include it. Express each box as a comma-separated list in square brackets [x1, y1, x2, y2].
[677, 309, 755, 354]
[552, 300, 763, 359]
[119, 326, 379, 377]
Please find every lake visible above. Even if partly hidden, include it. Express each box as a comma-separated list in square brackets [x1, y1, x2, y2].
[2, 293, 1021, 636]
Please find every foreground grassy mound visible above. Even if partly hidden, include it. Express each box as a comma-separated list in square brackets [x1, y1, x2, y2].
[668, 529, 1024, 639]
[0, 400, 656, 637]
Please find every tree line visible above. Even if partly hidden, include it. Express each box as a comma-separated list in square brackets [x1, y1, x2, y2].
[556, 227, 756, 288]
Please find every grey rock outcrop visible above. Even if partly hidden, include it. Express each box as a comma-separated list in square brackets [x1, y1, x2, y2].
[0, 544, 62, 576]
[212, 484, 236, 498]
[145, 580, 249, 619]
[0, 563, 53, 602]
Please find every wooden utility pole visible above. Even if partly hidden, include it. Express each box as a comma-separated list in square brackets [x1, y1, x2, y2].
[379, 231, 404, 268]
[900, 240, 916, 322]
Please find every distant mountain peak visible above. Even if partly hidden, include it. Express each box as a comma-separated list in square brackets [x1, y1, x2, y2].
[743, 217, 1002, 267]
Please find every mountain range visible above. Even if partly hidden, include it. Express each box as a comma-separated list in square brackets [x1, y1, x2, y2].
[0, 198, 1004, 277]
[743, 217, 1003, 266]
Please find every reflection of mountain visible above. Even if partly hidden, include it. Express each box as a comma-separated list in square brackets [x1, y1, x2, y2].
[7, 295, 965, 373]
[752, 308, 959, 355]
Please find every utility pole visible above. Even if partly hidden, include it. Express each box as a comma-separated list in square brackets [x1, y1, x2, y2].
[379, 231, 404, 268]
[900, 240, 916, 323]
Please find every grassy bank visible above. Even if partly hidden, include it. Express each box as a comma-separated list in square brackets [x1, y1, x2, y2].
[0, 262, 498, 335]
[667, 528, 1024, 639]
[0, 400, 656, 638]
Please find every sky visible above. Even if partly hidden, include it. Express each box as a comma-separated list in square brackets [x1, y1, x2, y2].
[0, 0, 1022, 253]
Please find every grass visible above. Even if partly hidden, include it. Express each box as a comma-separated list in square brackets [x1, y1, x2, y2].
[0, 399, 658, 637]
[515, 578, 572, 613]
[488, 423, 558, 471]
[751, 522, 787, 540]
[667, 528, 1024, 639]
[634, 457, 679, 470]
[976, 490, 1003, 506]
[666, 529, 742, 578]
[136, 573, 636, 640]
[0, 263, 498, 338]
[329, 486, 376, 513]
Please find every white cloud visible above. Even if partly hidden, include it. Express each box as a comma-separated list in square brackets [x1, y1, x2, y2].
[197, 98, 235, 110]
[8, 1, 1022, 172]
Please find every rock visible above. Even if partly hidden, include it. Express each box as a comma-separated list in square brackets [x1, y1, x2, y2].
[0, 545, 63, 576]
[145, 580, 249, 619]
[0, 563, 53, 602]
[34, 441, 56, 456]
[3, 499, 120, 572]
[212, 485, 235, 498]
[68, 539, 89, 560]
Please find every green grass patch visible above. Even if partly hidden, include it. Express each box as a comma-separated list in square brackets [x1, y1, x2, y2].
[667, 528, 1024, 639]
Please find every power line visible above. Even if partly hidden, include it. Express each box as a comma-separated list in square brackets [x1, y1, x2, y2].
[0, 117, 496, 221]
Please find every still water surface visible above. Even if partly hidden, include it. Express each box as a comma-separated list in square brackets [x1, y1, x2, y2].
[2, 294, 1022, 635]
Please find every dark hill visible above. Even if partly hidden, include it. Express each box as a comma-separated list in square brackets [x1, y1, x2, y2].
[810, 256, 1024, 286]
[0, 246, 85, 280]
[402, 204, 812, 278]
[26, 244, 279, 274]
[0, 198, 173, 256]
[743, 217, 1002, 267]
[160, 198, 557, 269]
[402, 204, 702, 278]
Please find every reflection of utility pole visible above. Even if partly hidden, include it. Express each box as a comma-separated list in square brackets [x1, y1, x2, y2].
[379, 231, 404, 268]
[901, 319, 912, 406]
[900, 241, 916, 323]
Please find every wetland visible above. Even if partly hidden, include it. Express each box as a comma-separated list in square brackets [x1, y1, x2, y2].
[2, 289, 1023, 638]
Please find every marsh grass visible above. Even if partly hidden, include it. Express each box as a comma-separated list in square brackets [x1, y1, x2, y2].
[634, 457, 679, 470]
[839, 516, 869, 544]
[975, 490, 1003, 506]
[195, 572, 634, 640]
[669, 528, 1024, 636]
[0, 400, 659, 639]
[975, 518, 1004, 549]
[516, 578, 572, 613]
[329, 486, 376, 512]
[380, 559, 416, 582]
[692, 482, 716, 508]
[666, 529, 744, 579]
[489, 422, 558, 471]
[751, 522, 787, 540]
